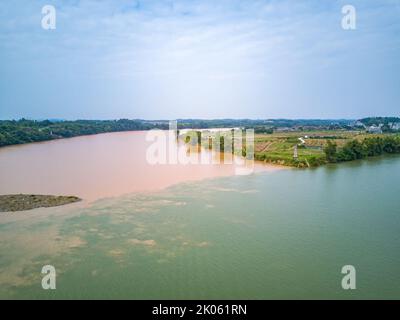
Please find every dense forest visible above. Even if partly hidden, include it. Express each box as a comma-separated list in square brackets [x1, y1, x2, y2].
[0, 119, 169, 147]
[324, 135, 400, 163]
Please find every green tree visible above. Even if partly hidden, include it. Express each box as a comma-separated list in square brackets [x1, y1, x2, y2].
[323, 140, 337, 162]
[219, 135, 225, 152]
[337, 140, 365, 161]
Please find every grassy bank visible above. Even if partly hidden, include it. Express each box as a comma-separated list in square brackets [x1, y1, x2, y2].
[183, 129, 400, 168]
[257, 131, 400, 167]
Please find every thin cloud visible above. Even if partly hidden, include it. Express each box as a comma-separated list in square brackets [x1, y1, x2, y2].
[0, 0, 399, 119]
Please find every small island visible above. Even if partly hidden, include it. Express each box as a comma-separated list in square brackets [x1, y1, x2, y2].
[0, 194, 81, 212]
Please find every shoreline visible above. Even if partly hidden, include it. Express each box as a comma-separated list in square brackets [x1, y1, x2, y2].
[2, 131, 398, 209]
[2, 126, 399, 169]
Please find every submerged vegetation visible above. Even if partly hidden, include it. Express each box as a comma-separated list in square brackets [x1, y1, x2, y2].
[0, 194, 81, 212]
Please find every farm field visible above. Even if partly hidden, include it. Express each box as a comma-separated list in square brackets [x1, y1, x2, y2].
[253, 130, 385, 167]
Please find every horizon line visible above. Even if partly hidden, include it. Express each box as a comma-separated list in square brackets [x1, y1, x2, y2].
[2, 116, 400, 122]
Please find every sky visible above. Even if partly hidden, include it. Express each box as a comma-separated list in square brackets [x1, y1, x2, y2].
[0, 0, 399, 120]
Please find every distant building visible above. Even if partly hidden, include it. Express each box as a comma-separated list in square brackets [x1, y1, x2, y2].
[367, 125, 383, 134]
[275, 127, 295, 132]
[389, 122, 400, 131]
[356, 121, 364, 126]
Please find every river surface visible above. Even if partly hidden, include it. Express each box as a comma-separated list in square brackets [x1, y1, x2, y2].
[0, 132, 399, 299]
[0, 131, 272, 201]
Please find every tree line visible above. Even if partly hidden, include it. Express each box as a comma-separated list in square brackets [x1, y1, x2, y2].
[324, 135, 400, 163]
[0, 119, 169, 147]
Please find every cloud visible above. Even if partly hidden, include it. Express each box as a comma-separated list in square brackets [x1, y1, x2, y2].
[0, 0, 399, 119]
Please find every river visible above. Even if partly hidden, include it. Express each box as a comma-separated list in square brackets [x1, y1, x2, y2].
[0, 132, 399, 299]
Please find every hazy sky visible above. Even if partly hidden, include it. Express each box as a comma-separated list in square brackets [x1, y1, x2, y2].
[0, 0, 399, 120]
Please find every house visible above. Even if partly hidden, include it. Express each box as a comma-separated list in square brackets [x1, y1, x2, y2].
[354, 121, 366, 128]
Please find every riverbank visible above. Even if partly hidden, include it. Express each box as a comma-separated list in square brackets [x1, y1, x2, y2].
[183, 129, 400, 168]
[0, 118, 353, 148]
[0, 194, 81, 212]
[252, 131, 400, 168]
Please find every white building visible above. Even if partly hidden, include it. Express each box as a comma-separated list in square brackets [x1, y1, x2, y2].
[354, 121, 366, 128]
[367, 125, 383, 134]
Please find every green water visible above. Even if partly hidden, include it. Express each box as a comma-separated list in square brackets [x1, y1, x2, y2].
[1, 156, 400, 299]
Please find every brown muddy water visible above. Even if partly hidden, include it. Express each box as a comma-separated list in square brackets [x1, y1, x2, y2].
[0, 131, 278, 201]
